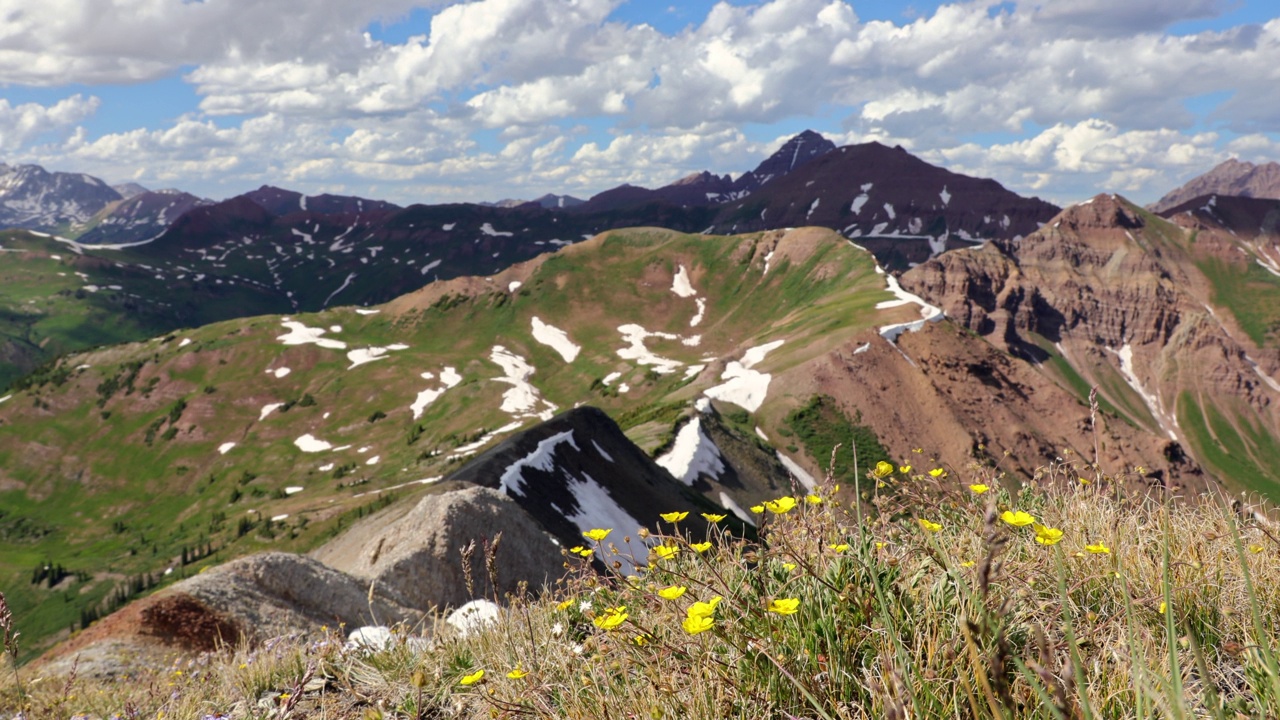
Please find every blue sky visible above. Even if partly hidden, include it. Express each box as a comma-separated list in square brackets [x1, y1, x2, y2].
[1, 0, 1278, 207]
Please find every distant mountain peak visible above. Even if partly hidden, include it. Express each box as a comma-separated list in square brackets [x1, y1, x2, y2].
[1151, 157, 1280, 212]
[734, 130, 837, 191]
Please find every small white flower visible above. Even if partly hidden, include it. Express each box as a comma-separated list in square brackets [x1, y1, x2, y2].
[551, 622, 564, 637]
[579, 600, 593, 612]
[572, 644, 584, 655]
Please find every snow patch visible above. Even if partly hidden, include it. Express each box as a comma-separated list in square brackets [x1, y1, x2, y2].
[592, 440, 614, 462]
[295, 434, 333, 452]
[616, 324, 683, 374]
[480, 222, 513, 237]
[850, 193, 869, 215]
[366, 455, 380, 465]
[178, 338, 192, 348]
[267, 367, 291, 379]
[655, 418, 725, 485]
[776, 453, 817, 492]
[939, 186, 951, 206]
[354, 308, 380, 315]
[806, 198, 820, 219]
[531, 317, 580, 362]
[876, 270, 945, 343]
[690, 298, 707, 327]
[755, 426, 769, 441]
[883, 203, 896, 220]
[671, 265, 697, 298]
[508, 281, 522, 292]
[1109, 344, 1177, 440]
[719, 492, 756, 527]
[703, 340, 783, 412]
[442, 222, 456, 231]
[278, 320, 347, 350]
[284, 486, 303, 495]
[217, 442, 236, 455]
[347, 344, 409, 369]
[259, 403, 285, 421]
[490, 346, 557, 420]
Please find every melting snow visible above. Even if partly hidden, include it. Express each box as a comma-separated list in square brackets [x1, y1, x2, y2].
[883, 203, 896, 220]
[509, 281, 522, 292]
[592, 440, 614, 462]
[719, 492, 755, 527]
[703, 340, 784, 412]
[480, 222, 513, 237]
[806, 198, 820, 219]
[411, 365, 463, 419]
[178, 338, 192, 348]
[319, 463, 335, 472]
[323, 273, 357, 308]
[1109, 343, 1176, 440]
[347, 344, 409, 369]
[763, 250, 775, 275]
[218, 442, 236, 454]
[602, 371, 622, 386]
[531, 317, 580, 362]
[442, 222, 456, 231]
[355, 308, 380, 315]
[500, 431, 578, 497]
[655, 418, 725, 485]
[284, 486, 303, 495]
[776, 453, 817, 491]
[267, 367, 291, 379]
[875, 270, 945, 343]
[259, 402, 285, 421]
[939, 186, 951, 206]
[682, 335, 701, 347]
[755, 426, 769, 440]
[295, 434, 334, 452]
[690, 298, 707, 327]
[671, 265, 697, 298]
[271, 514, 289, 522]
[420, 259, 443, 275]
[490, 346, 558, 420]
[366, 455, 380, 465]
[850, 193, 869, 215]
[616, 324, 683, 374]
[854, 342, 871, 354]
[278, 320, 348, 350]
[0, 395, 10, 405]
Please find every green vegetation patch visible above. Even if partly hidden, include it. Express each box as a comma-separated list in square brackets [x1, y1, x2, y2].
[1198, 256, 1280, 348]
[1177, 392, 1280, 500]
[784, 395, 889, 488]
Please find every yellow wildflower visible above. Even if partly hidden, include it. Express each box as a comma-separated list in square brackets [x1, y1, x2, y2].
[928, 468, 946, 478]
[687, 596, 722, 619]
[918, 518, 942, 533]
[583, 528, 611, 542]
[556, 599, 574, 611]
[633, 634, 650, 646]
[701, 513, 726, 522]
[768, 598, 801, 615]
[961, 560, 976, 568]
[651, 545, 679, 561]
[969, 484, 990, 494]
[1078, 477, 1091, 485]
[690, 541, 712, 553]
[805, 494, 824, 505]
[682, 615, 714, 635]
[750, 504, 765, 514]
[1158, 601, 1167, 615]
[657, 585, 687, 600]
[506, 667, 529, 679]
[828, 543, 850, 552]
[660, 511, 688, 523]
[1250, 543, 1265, 554]
[1000, 510, 1035, 527]
[459, 669, 485, 686]
[781, 562, 797, 571]
[873, 461, 894, 478]
[899, 464, 912, 474]
[592, 606, 628, 630]
[1085, 542, 1111, 554]
[875, 542, 886, 550]
[1033, 524, 1064, 546]
[763, 496, 798, 514]
[568, 546, 594, 558]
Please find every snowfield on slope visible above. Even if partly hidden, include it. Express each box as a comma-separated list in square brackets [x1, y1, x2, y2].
[531, 317, 580, 362]
[655, 417, 725, 485]
[703, 339, 784, 412]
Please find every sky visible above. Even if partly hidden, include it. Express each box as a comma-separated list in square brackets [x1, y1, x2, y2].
[1, 0, 1278, 208]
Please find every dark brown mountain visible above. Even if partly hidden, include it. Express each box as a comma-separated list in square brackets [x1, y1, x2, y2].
[1151, 159, 1280, 213]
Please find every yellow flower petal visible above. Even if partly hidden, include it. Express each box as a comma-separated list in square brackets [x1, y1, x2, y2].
[805, 494, 824, 505]
[1158, 601, 1167, 615]
[1249, 543, 1265, 554]
[918, 518, 942, 533]
[968, 484, 990, 494]
[583, 528, 611, 542]
[659, 511, 688, 523]
[928, 468, 946, 478]
[1000, 510, 1035, 527]
[690, 541, 712, 553]
[686, 596, 722, 620]
[873, 461, 894, 478]
[1033, 523, 1064, 546]
[961, 560, 976, 568]
[682, 615, 714, 635]
[828, 543, 850, 552]
[781, 562, 797, 571]
[768, 598, 801, 615]
[460, 669, 485, 686]
[701, 513, 726, 522]
[763, 496, 797, 514]
[556, 599, 574, 611]
[650, 545, 679, 561]
[657, 585, 687, 600]
[1085, 542, 1111, 554]
[750, 504, 765, 514]
[506, 667, 529, 679]
[592, 606, 628, 630]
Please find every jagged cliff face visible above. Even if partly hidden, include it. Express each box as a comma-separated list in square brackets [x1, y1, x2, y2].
[902, 193, 1280, 494]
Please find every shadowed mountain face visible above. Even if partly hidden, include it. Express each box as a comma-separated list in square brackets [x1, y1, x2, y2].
[0, 163, 122, 229]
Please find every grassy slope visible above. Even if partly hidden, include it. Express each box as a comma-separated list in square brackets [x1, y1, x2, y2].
[7, 471, 1280, 718]
[0, 228, 893, 658]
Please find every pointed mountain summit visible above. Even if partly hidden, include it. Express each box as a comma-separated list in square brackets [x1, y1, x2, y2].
[1151, 158, 1280, 212]
[731, 129, 837, 195]
[0, 162, 122, 230]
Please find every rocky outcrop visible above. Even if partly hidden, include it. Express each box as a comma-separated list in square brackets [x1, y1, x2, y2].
[0, 163, 122, 230]
[312, 485, 566, 612]
[1152, 159, 1280, 213]
[901, 193, 1280, 490]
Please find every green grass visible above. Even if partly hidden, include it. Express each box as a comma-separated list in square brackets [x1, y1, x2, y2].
[784, 394, 889, 490]
[1177, 392, 1280, 500]
[1197, 256, 1280, 348]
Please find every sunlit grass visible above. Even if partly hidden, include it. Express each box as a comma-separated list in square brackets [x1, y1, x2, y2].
[4, 455, 1280, 719]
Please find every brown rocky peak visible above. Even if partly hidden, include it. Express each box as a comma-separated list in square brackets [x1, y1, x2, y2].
[1053, 193, 1145, 232]
[1151, 157, 1280, 212]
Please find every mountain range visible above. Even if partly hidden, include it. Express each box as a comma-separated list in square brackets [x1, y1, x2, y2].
[3, 135, 1280, 674]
